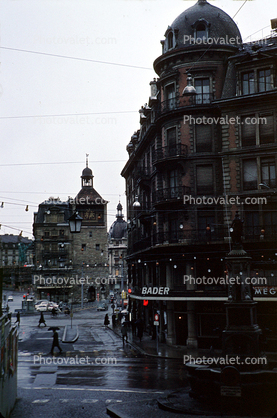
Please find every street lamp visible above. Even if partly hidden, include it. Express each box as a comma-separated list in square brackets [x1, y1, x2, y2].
[69, 212, 83, 233]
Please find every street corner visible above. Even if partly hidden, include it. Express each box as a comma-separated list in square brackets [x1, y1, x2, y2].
[62, 325, 79, 343]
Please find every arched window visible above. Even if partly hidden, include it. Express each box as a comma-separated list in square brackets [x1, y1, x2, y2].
[168, 32, 173, 49]
[196, 23, 207, 40]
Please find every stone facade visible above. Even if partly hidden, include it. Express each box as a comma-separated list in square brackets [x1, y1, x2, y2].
[121, 0, 277, 349]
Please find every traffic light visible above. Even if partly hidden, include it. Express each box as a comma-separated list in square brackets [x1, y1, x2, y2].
[143, 300, 148, 307]
[128, 288, 132, 294]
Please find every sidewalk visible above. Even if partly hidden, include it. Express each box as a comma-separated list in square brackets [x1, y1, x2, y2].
[109, 324, 218, 359]
[109, 324, 277, 364]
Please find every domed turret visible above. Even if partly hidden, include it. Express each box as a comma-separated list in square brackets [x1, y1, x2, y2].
[108, 203, 127, 240]
[162, 0, 242, 54]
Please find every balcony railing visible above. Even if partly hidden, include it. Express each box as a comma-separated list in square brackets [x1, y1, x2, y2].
[152, 186, 191, 204]
[158, 94, 215, 115]
[129, 224, 277, 253]
[152, 144, 188, 164]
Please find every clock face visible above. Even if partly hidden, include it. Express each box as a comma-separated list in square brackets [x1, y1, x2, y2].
[82, 210, 103, 222]
[83, 210, 96, 220]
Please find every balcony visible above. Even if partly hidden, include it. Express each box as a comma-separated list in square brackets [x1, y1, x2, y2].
[158, 94, 215, 116]
[135, 167, 151, 184]
[153, 144, 188, 165]
[152, 186, 191, 204]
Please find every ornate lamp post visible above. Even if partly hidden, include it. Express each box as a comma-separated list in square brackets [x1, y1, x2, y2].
[68, 212, 83, 233]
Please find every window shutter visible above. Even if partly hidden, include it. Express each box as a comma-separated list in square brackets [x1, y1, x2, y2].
[243, 160, 257, 190]
[197, 166, 213, 193]
[259, 114, 274, 144]
[241, 116, 256, 146]
[196, 125, 212, 152]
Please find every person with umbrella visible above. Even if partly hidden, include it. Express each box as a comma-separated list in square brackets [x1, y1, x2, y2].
[38, 311, 47, 327]
[50, 327, 62, 355]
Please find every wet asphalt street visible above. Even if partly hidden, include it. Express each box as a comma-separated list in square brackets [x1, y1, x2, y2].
[9, 298, 188, 418]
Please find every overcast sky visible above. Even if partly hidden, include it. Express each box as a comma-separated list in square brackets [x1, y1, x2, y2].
[0, 0, 275, 239]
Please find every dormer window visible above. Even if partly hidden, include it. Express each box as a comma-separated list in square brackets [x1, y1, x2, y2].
[196, 23, 207, 41]
[192, 19, 210, 43]
[168, 32, 173, 49]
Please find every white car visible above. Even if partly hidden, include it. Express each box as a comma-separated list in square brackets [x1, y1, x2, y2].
[35, 299, 49, 307]
[35, 302, 49, 312]
[47, 302, 59, 311]
[8, 296, 13, 302]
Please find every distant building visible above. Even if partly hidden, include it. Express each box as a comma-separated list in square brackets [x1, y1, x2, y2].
[108, 203, 128, 296]
[122, 0, 277, 349]
[0, 234, 33, 267]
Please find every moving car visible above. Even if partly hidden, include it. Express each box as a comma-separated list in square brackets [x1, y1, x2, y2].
[8, 296, 13, 302]
[35, 302, 49, 312]
[35, 299, 49, 307]
[97, 303, 108, 311]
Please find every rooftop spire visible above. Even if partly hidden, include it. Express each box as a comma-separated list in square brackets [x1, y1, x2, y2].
[86, 153, 89, 168]
[198, 0, 207, 4]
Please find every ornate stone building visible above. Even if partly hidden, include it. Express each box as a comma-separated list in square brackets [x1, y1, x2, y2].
[33, 159, 109, 302]
[122, 0, 277, 349]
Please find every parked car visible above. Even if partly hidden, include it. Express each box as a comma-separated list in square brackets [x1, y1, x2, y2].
[97, 303, 108, 311]
[8, 296, 13, 302]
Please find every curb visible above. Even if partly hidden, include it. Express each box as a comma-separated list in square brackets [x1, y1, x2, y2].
[62, 325, 79, 343]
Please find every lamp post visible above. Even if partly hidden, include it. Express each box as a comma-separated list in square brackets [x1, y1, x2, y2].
[69, 212, 83, 233]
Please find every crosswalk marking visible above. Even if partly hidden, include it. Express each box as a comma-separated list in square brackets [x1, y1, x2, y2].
[30, 386, 164, 394]
[106, 399, 123, 404]
[32, 399, 50, 404]
[81, 399, 99, 403]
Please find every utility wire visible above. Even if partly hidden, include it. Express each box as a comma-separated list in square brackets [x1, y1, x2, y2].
[233, 0, 248, 19]
[0, 46, 153, 71]
[0, 110, 137, 120]
[0, 160, 126, 167]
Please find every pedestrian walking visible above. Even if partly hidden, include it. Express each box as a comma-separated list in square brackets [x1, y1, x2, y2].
[131, 318, 136, 336]
[15, 311, 20, 326]
[121, 322, 128, 345]
[136, 317, 143, 342]
[112, 313, 116, 328]
[51, 329, 62, 355]
[104, 313, 110, 326]
[38, 311, 47, 327]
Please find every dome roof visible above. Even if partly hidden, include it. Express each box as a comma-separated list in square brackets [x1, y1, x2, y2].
[82, 167, 93, 177]
[109, 218, 127, 240]
[170, 0, 242, 48]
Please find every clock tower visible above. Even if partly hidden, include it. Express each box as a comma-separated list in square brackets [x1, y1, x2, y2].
[71, 156, 108, 298]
